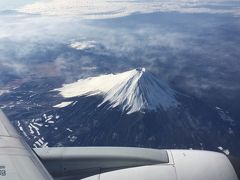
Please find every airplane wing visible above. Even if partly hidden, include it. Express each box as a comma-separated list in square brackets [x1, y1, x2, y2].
[0, 110, 53, 180]
[0, 109, 239, 180]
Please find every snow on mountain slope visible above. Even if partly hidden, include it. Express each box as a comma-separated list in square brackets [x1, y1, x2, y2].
[54, 68, 178, 114]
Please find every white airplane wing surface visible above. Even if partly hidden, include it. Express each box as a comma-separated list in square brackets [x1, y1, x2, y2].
[0, 110, 53, 180]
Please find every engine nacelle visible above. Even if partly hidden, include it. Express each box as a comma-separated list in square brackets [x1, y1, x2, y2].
[35, 147, 239, 180]
[82, 149, 239, 180]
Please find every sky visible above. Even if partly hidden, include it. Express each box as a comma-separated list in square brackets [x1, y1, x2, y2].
[18, 0, 240, 18]
[0, 0, 38, 10]
[0, 0, 239, 18]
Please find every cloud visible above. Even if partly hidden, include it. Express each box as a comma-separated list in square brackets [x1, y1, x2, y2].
[18, 0, 240, 19]
[1, 5, 240, 104]
[70, 41, 97, 50]
[0, 12, 188, 75]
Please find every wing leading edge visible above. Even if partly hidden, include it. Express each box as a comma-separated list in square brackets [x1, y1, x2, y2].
[0, 110, 53, 180]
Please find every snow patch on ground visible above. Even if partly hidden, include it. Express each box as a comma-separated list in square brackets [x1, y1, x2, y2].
[33, 122, 43, 127]
[44, 115, 54, 123]
[17, 121, 28, 138]
[68, 135, 77, 142]
[28, 123, 40, 135]
[43, 114, 47, 119]
[53, 101, 73, 108]
[0, 105, 7, 109]
[217, 146, 230, 155]
[33, 137, 48, 148]
[66, 128, 73, 132]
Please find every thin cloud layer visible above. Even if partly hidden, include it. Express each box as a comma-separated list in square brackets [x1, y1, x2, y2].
[1, 1, 240, 107]
[18, 0, 240, 19]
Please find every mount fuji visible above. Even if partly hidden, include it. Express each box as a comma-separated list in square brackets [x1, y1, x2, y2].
[54, 68, 179, 114]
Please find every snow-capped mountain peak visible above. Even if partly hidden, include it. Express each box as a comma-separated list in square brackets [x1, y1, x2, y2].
[55, 68, 178, 114]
